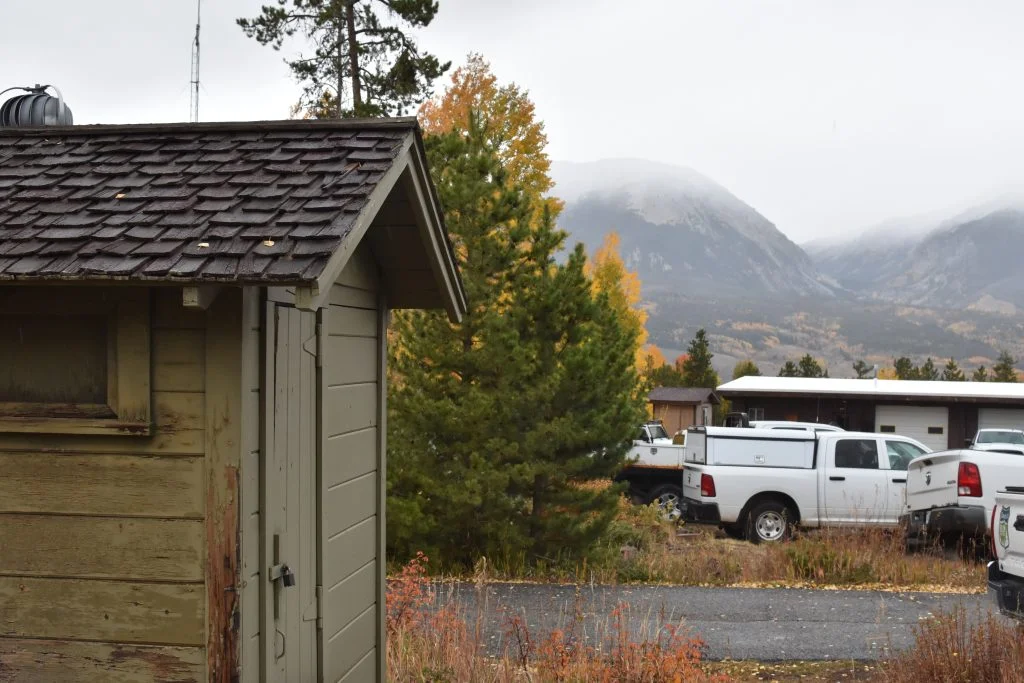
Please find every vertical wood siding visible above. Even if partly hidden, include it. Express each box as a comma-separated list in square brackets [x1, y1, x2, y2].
[321, 246, 381, 683]
[0, 289, 208, 682]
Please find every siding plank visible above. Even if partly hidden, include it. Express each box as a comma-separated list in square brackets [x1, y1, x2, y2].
[334, 249, 379, 291]
[338, 647, 375, 683]
[0, 454, 203, 518]
[323, 474, 375, 539]
[323, 384, 377, 438]
[152, 329, 205, 393]
[0, 515, 204, 582]
[323, 337, 377, 387]
[0, 429, 204, 456]
[0, 639, 204, 683]
[324, 561, 375, 640]
[0, 577, 204, 645]
[154, 391, 205, 433]
[152, 290, 206, 330]
[328, 286, 376, 310]
[323, 517, 375, 588]
[324, 608, 375, 682]
[322, 428, 376, 489]
[326, 306, 377, 338]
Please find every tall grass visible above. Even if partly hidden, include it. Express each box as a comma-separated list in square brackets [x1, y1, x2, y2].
[883, 606, 1024, 682]
[385, 552, 728, 682]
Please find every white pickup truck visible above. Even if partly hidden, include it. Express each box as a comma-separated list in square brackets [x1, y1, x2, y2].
[615, 421, 687, 518]
[904, 448, 1024, 548]
[987, 487, 1024, 619]
[682, 426, 930, 543]
[967, 428, 1024, 454]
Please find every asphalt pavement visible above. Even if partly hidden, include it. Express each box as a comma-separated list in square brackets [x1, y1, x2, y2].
[436, 582, 996, 661]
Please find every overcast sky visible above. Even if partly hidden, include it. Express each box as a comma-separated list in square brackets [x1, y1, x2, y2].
[4, 0, 1024, 242]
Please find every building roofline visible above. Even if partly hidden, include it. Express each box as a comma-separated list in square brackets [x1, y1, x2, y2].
[719, 376, 1024, 403]
[0, 117, 419, 138]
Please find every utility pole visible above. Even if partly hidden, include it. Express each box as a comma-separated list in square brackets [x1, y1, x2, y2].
[190, 0, 201, 122]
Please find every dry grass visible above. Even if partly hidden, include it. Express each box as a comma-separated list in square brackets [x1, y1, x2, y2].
[458, 495, 986, 592]
[881, 605, 1024, 682]
[386, 552, 729, 682]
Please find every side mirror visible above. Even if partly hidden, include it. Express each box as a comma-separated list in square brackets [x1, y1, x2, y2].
[964, 438, 972, 447]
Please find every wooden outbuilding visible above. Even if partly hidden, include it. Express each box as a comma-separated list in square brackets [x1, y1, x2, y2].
[647, 387, 720, 435]
[0, 119, 466, 682]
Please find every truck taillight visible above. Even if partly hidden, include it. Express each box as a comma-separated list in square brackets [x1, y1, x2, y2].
[958, 462, 982, 497]
[701, 473, 716, 498]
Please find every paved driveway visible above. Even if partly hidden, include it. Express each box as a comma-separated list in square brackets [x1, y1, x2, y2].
[436, 582, 995, 661]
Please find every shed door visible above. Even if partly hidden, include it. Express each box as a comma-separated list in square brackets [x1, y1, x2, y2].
[978, 408, 1024, 431]
[874, 405, 949, 451]
[264, 303, 320, 682]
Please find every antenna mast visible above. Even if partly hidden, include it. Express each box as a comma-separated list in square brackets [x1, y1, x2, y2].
[189, 0, 201, 122]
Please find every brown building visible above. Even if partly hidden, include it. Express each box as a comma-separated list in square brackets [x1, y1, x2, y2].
[719, 376, 1024, 452]
[648, 387, 720, 435]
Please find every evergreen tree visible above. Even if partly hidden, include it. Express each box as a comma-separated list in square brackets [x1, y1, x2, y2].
[239, 0, 448, 117]
[681, 329, 720, 388]
[972, 365, 989, 382]
[993, 351, 1019, 383]
[919, 357, 939, 381]
[387, 117, 644, 567]
[894, 357, 919, 380]
[647, 363, 687, 388]
[778, 361, 800, 377]
[941, 358, 965, 382]
[798, 354, 825, 378]
[852, 360, 874, 379]
[732, 360, 761, 380]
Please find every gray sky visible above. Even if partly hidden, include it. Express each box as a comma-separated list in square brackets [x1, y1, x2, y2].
[4, 0, 1024, 242]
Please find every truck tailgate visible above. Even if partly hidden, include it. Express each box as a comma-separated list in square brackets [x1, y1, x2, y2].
[683, 465, 703, 500]
[996, 490, 1024, 579]
[906, 451, 961, 513]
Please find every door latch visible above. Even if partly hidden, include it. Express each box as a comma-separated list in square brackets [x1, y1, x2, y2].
[271, 563, 296, 588]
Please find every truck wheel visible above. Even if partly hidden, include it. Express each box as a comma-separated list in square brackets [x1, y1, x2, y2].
[746, 500, 792, 544]
[649, 484, 684, 523]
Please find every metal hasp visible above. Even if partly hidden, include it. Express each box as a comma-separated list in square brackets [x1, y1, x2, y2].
[0, 84, 73, 126]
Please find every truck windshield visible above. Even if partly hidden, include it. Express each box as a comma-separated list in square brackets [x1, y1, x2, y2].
[649, 425, 669, 440]
[978, 431, 1024, 445]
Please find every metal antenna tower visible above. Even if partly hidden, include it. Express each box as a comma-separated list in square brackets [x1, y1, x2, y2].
[189, 0, 201, 122]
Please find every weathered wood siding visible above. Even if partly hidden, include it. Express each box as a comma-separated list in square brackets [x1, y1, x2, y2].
[322, 245, 383, 683]
[0, 288, 245, 682]
[239, 288, 262, 683]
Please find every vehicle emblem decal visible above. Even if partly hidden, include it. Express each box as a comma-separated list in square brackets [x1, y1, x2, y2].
[999, 505, 1011, 549]
[925, 472, 932, 486]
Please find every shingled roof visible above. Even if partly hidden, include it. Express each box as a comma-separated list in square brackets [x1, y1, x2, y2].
[0, 118, 430, 284]
[648, 387, 721, 405]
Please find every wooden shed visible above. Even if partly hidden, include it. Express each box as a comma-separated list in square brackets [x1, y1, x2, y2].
[648, 387, 720, 435]
[0, 119, 466, 682]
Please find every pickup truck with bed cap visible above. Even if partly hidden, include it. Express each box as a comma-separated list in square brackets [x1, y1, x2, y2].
[683, 426, 930, 543]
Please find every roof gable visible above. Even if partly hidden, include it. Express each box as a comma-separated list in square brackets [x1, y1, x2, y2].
[0, 119, 414, 285]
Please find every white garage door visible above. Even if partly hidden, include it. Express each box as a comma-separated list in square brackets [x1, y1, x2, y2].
[978, 408, 1024, 431]
[875, 405, 949, 451]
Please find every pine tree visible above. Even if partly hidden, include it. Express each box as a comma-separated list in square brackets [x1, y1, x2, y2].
[778, 361, 800, 377]
[681, 329, 719, 388]
[732, 360, 761, 380]
[972, 365, 989, 382]
[852, 360, 873, 379]
[238, 0, 448, 117]
[919, 357, 939, 381]
[798, 354, 825, 378]
[894, 357, 919, 380]
[992, 351, 1019, 383]
[942, 358, 965, 381]
[387, 116, 644, 567]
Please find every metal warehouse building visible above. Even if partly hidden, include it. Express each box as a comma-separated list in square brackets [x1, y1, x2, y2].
[718, 376, 1024, 451]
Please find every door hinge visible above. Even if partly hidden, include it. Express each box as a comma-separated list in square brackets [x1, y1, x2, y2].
[303, 585, 324, 630]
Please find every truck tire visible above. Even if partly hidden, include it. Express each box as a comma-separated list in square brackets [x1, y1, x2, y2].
[649, 484, 684, 523]
[745, 500, 793, 544]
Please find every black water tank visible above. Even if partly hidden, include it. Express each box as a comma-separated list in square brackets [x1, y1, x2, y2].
[0, 85, 73, 126]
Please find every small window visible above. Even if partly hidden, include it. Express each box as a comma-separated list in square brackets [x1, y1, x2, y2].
[834, 439, 880, 469]
[0, 288, 151, 435]
[879, 425, 896, 433]
[928, 426, 944, 435]
[749, 407, 765, 421]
